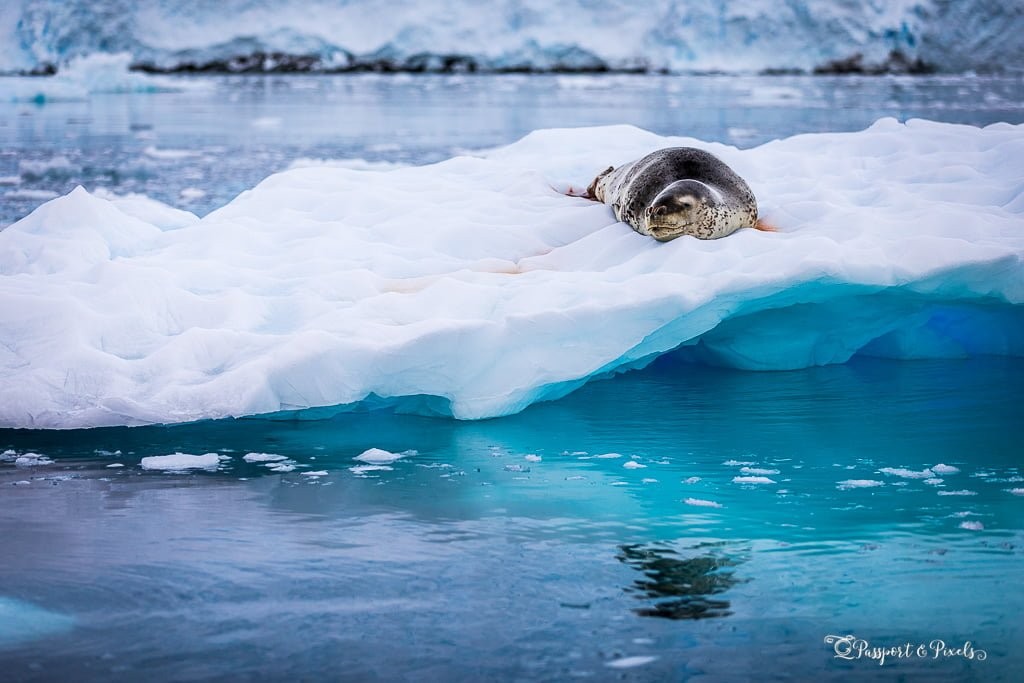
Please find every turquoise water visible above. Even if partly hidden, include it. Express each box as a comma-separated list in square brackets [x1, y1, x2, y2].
[2, 356, 1022, 680]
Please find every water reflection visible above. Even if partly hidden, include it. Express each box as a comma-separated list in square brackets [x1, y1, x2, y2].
[617, 542, 745, 619]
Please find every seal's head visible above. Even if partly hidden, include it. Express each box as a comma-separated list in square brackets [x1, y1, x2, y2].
[643, 179, 719, 241]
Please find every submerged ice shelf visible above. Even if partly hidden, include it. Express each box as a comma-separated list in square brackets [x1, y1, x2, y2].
[1, 119, 1022, 429]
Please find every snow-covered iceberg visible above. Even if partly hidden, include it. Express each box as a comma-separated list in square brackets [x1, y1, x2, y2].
[2, 0, 1022, 75]
[1, 119, 1022, 429]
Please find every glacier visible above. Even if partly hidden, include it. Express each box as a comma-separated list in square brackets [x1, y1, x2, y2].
[2, 0, 1023, 75]
[1, 119, 1023, 429]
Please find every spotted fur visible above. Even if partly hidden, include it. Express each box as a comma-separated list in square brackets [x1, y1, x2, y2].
[589, 147, 758, 241]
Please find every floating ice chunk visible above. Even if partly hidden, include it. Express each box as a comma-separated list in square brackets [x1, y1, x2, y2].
[349, 464, 393, 474]
[5, 189, 59, 201]
[923, 478, 944, 486]
[524, 454, 542, 462]
[930, 464, 960, 475]
[14, 453, 53, 466]
[267, 463, 296, 472]
[879, 467, 935, 479]
[623, 460, 646, 469]
[683, 497, 723, 508]
[251, 117, 282, 129]
[723, 460, 756, 467]
[837, 479, 884, 490]
[0, 53, 201, 102]
[733, 476, 775, 484]
[179, 187, 207, 201]
[683, 476, 702, 484]
[143, 146, 200, 160]
[302, 470, 329, 477]
[593, 453, 624, 459]
[243, 452, 288, 462]
[641, 478, 658, 484]
[0, 597, 74, 646]
[740, 466, 779, 475]
[105, 463, 124, 468]
[937, 490, 978, 496]
[959, 521, 985, 531]
[140, 452, 222, 471]
[354, 448, 415, 464]
[11, 480, 31, 486]
[1010, 488, 1024, 496]
[606, 655, 658, 669]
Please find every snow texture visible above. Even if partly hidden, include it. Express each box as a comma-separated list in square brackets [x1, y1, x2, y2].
[1, 120, 1023, 429]
[1, 1, 1022, 74]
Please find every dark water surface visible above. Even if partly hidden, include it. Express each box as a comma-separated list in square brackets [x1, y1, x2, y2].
[2, 357, 1022, 681]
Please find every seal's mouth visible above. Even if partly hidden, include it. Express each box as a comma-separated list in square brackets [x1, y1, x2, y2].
[647, 221, 691, 241]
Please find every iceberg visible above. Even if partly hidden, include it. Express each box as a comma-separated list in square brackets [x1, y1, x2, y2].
[0, 119, 1022, 429]
[0, 52, 203, 102]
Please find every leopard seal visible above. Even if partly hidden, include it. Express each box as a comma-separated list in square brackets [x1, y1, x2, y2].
[586, 147, 759, 241]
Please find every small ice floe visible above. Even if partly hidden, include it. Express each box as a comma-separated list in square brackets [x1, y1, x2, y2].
[837, 479, 884, 490]
[593, 452, 623, 459]
[565, 475, 586, 481]
[682, 476, 702, 484]
[354, 448, 415, 465]
[524, 454, 542, 462]
[683, 497, 723, 508]
[179, 187, 206, 201]
[641, 478, 658, 484]
[623, 460, 646, 469]
[606, 655, 658, 669]
[302, 470, 328, 477]
[740, 466, 779, 476]
[266, 463, 296, 473]
[5, 189, 59, 201]
[349, 464, 393, 475]
[0, 175, 21, 185]
[143, 146, 199, 160]
[723, 459, 755, 466]
[931, 464, 960, 475]
[14, 452, 54, 466]
[140, 453, 225, 471]
[937, 490, 978, 496]
[959, 521, 985, 531]
[250, 117, 282, 129]
[879, 467, 934, 479]
[11, 480, 31, 486]
[732, 475, 775, 484]
[105, 463, 124, 468]
[504, 463, 530, 473]
[1010, 488, 1024, 496]
[924, 478, 944, 486]
[243, 452, 288, 463]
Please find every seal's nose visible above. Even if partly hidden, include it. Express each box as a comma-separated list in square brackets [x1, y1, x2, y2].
[652, 205, 668, 216]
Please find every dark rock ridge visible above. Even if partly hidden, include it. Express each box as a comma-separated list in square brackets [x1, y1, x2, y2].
[812, 49, 935, 75]
[128, 49, 937, 76]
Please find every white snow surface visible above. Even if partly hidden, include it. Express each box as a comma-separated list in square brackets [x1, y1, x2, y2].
[1, 1, 1022, 74]
[1, 120, 1023, 429]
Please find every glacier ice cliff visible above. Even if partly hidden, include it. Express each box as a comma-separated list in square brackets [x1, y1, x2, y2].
[1, 0, 1022, 75]
[0, 119, 1022, 428]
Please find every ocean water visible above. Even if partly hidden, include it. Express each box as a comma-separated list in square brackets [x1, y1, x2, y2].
[2, 72, 1023, 227]
[1, 73, 1023, 681]
[1, 356, 1022, 681]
